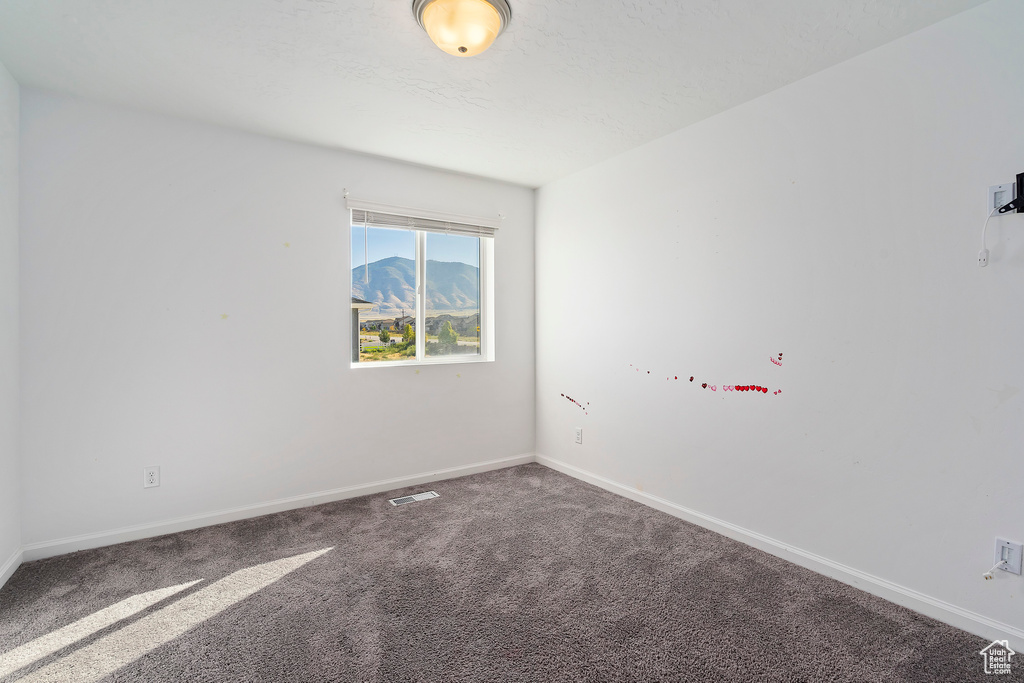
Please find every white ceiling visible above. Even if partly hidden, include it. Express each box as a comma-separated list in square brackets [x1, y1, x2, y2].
[0, 0, 988, 187]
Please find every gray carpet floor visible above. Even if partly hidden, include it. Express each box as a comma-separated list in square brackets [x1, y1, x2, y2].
[0, 463, 1015, 682]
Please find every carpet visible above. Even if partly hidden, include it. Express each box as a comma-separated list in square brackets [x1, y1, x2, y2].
[0, 463, 1013, 682]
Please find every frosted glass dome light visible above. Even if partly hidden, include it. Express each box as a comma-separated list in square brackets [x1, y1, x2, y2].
[413, 0, 511, 57]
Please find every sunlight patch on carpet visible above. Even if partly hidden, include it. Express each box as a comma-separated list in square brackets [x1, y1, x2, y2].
[8, 548, 332, 683]
[0, 580, 202, 678]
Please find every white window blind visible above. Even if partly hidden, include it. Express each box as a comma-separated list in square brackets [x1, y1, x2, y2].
[350, 209, 496, 238]
[346, 197, 500, 238]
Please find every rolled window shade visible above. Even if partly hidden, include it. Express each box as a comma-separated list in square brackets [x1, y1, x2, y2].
[350, 208, 497, 238]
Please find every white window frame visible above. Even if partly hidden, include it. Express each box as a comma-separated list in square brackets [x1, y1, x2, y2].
[348, 199, 496, 368]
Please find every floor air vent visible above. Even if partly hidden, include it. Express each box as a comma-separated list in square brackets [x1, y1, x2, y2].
[389, 491, 439, 506]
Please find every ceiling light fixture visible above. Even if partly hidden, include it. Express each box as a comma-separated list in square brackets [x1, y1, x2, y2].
[412, 0, 511, 57]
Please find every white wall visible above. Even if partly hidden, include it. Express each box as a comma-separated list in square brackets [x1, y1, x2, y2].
[537, 0, 1023, 643]
[0, 62, 20, 579]
[19, 90, 534, 547]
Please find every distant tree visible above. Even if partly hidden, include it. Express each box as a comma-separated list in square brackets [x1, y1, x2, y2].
[438, 320, 458, 346]
[403, 323, 415, 343]
[379, 328, 391, 344]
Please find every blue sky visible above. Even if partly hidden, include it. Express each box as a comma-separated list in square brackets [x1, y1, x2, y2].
[351, 227, 479, 269]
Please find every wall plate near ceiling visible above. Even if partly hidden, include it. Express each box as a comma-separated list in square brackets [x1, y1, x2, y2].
[988, 183, 1015, 213]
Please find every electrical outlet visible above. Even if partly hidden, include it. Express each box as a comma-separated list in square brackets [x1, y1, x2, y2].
[143, 466, 160, 488]
[995, 538, 1023, 575]
[574, 427, 583, 444]
[989, 183, 1015, 212]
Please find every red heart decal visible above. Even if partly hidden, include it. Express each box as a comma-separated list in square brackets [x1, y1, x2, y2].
[702, 383, 707, 389]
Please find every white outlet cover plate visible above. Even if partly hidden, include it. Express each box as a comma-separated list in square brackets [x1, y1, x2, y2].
[144, 466, 160, 488]
[575, 428, 583, 444]
[995, 538, 1023, 575]
[989, 184, 1016, 213]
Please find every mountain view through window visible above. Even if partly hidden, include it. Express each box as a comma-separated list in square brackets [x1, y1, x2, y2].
[352, 226, 480, 363]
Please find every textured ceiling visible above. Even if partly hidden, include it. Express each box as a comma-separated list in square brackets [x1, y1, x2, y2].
[0, 0, 988, 187]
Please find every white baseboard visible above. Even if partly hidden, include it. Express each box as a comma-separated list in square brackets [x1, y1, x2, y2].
[0, 547, 22, 589]
[21, 453, 535, 563]
[536, 453, 1024, 652]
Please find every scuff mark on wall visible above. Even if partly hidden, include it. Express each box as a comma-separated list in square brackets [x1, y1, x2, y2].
[988, 384, 1020, 406]
[628, 354, 785, 397]
[561, 393, 589, 416]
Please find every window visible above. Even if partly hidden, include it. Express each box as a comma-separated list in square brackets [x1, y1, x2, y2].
[349, 202, 496, 366]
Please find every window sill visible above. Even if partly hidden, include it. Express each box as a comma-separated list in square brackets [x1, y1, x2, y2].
[350, 355, 494, 370]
